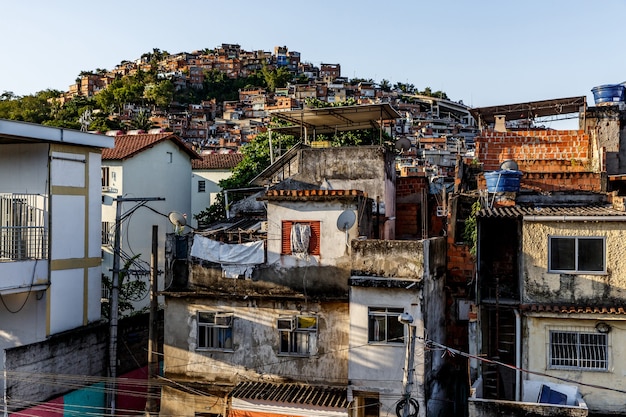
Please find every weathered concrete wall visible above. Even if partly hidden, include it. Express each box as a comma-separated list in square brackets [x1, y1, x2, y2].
[525, 315, 625, 415]
[5, 322, 108, 411]
[522, 220, 626, 304]
[4, 312, 159, 413]
[163, 297, 349, 385]
[584, 106, 626, 175]
[294, 146, 396, 239]
[351, 239, 426, 278]
[188, 262, 351, 300]
[468, 398, 587, 417]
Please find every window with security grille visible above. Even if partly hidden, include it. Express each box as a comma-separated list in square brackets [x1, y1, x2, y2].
[549, 236, 605, 273]
[368, 307, 405, 344]
[197, 312, 233, 351]
[278, 315, 317, 355]
[549, 330, 608, 370]
[198, 180, 206, 193]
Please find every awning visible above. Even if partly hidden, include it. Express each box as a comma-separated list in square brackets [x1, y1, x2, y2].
[229, 381, 349, 417]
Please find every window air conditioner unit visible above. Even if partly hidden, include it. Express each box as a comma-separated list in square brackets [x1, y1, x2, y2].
[214, 313, 233, 326]
[277, 317, 296, 331]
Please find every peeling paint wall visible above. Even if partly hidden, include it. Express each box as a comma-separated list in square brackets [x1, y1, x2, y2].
[525, 315, 624, 414]
[522, 220, 626, 304]
[163, 298, 349, 386]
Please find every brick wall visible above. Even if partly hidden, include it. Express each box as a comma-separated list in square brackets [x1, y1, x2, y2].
[475, 130, 603, 192]
[476, 130, 590, 171]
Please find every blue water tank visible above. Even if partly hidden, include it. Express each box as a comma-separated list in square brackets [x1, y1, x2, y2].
[485, 170, 522, 192]
[591, 84, 626, 105]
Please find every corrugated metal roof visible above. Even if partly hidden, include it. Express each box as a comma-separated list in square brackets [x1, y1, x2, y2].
[197, 218, 263, 234]
[477, 205, 626, 219]
[229, 381, 349, 409]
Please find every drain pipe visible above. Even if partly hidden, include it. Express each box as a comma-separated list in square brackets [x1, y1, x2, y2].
[514, 309, 521, 401]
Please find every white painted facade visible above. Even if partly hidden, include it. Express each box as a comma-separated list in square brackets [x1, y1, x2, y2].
[102, 139, 194, 311]
[0, 120, 113, 396]
[265, 199, 360, 267]
[191, 167, 234, 228]
[349, 286, 425, 417]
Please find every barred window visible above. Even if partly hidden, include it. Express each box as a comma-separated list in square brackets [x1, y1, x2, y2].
[549, 330, 608, 370]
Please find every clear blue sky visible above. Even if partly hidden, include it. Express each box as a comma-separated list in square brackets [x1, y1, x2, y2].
[2, 0, 625, 116]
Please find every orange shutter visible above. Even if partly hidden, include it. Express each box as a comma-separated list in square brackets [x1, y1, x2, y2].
[281, 220, 321, 256]
[281, 221, 293, 254]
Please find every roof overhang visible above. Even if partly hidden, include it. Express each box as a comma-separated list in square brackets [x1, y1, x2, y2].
[269, 103, 400, 136]
[470, 96, 586, 126]
[0, 119, 114, 148]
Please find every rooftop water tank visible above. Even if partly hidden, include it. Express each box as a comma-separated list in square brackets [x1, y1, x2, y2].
[485, 170, 522, 193]
[591, 84, 626, 106]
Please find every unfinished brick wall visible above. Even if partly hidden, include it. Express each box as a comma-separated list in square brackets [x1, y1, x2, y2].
[476, 130, 590, 171]
[475, 130, 603, 192]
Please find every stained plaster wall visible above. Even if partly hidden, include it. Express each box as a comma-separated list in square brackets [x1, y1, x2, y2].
[348, 238, 446, 417]
[524, 315, 624, 414]
[522, 220, 626, 304]
[163, 297, 349, 385]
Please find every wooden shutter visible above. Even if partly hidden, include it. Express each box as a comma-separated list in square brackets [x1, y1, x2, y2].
[281, 220, 320, 256]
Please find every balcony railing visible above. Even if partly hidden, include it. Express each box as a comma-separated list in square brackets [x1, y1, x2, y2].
[0, 193, 48, 261]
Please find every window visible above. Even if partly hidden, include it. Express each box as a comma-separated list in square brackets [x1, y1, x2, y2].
[197, 312, 233, 350]
[281, 220, 320, 255]
[101, 167, 110, 187]
[198, 180, 206, 193]
[368, 307, 405, 344]
[278, 315, 317, 355]
[549, 236, 605, 273]
[167, 151, 173, 163]
[549, 330, 608, 370]
[102, 221, 112, 245]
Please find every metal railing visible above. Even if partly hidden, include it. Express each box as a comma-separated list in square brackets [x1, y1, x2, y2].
[0, 193, 48, 261]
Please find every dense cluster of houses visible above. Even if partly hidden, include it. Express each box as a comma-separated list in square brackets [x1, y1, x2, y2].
[1, 87, 626, 417]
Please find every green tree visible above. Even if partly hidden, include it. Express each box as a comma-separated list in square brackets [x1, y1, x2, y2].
[260, 65, 291, 92]
[144, 80, 175, 108]
[379, 79, 391, 92]
[101, 255, 148, 319]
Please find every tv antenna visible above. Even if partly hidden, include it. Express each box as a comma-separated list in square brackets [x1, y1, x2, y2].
[336, 210, 356, 247]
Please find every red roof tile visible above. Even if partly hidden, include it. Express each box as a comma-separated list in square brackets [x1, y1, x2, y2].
[521, 304, 626, 315]
[192, 153, 243, 170]
[262, 189, 365, 201]
[102, 133, 200, 160]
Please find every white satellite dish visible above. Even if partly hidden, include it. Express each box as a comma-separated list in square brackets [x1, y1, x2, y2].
[168, 211, 187, 227]
[337, 210, 356, 231]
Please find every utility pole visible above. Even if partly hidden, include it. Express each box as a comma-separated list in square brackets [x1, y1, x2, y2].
[145, 225, 159, 415]
[402, 324, 416, 417]
[107, 196, 164, 416]
[398, 312, 417, 417]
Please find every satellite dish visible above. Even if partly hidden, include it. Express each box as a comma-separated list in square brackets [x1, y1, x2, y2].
[336, 210, 356, 231]
[168, 211, 187, 227]
[500, 159, 519, 171]
[395, 138, 411, 153]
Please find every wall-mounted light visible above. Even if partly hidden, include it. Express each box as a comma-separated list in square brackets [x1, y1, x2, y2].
[596, 322, 611, 334]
